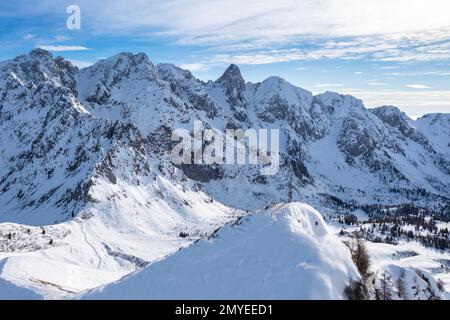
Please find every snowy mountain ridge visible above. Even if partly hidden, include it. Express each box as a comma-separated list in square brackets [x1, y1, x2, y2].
[78, 203, 361, 300]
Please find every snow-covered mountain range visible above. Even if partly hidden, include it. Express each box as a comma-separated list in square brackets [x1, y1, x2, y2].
[0, 49, 449, 299]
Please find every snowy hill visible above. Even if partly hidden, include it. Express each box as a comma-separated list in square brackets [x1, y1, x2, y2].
[415, 113, 450, 157]
[0, 49, 449, 299]
[78, 203, 360, 300]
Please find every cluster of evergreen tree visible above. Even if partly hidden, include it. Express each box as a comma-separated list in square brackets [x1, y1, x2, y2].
[344, 232, 371, 300]
[357, 213, 450, 250]
[388, 187, 431, 198]
[335, 201, 450, 250]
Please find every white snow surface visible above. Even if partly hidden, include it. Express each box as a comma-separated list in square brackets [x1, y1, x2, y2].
[0, 175, 238, 299]
[78, 203, 360, 300]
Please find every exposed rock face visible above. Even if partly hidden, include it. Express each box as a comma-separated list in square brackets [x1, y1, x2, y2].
[372, 106, 429, 147]
[215, 64, 248, 121]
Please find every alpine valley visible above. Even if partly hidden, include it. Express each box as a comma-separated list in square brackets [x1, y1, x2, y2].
[0, 49, 449, 299]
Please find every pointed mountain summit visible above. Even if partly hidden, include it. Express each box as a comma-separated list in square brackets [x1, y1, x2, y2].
[215, 64, 248, 121]
[28, 48, 54, 60]
[2, 48, 77, 95]
[216, 64, 245, 90]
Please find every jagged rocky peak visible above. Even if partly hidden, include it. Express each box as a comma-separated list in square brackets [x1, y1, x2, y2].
[108, 52, 152, 68]
[371, 105, 412, 126]
[14, 48, 67, 70]
[158, 63, 196, 82]
[76, 52, 158, 105]
[214, 64, 249, 122]
[252, 76, 313, 117]
[415, 113, 450, 154]
[417, 112, 450, 124]
[312, 91, 366, 117]
[370, 105, 429, 145]
[216, 64, 245, 89]
[1, 48, 77, 94]
[261, 76, 310, 98]
[81, 51, 155, 78]
[54, 56, 78, 74]
[261, 75, 288, 86]
[28, 48, 54, 60]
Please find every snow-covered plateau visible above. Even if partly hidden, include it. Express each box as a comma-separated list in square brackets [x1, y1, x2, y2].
[0, 49, 449, 299]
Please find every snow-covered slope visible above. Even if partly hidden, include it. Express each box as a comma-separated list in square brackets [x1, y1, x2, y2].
[367, 242, 447, 300]
[0, 50, 238, 298]
[78, 203, 360, 300]
[415, 113, 450, 157]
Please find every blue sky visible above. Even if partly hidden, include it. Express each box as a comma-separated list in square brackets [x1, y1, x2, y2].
[1, 0, 450, 118]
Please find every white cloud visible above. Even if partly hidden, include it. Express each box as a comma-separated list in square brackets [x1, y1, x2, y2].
[353, 71, 363, 75]
[314, 83, 344, 88]
[15, 1, 450, 64]
[38, 45, 89, 52]
[345, 90, 450, 117]
[76, 0, 450, 46]
[54, 35, 70, 42]
[378, 66, 400, 70]
[209, 49, 306, 65]
[361, 79, 378, 83]
[180, 27, 450, 66]
[368, 82, 388, 86]
[383, 71, 450, 76]
[23, 34, 35, 41]
[19, 1, 450, 42]
[406, 84, 431, 89]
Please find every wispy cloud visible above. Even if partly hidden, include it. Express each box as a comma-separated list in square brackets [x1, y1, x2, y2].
[345, 90, 450, 117]
[171, 27, 450, 67]
[54, 35, 70, 42]
[23, 34, 35, 41]
[314, 83, 344, 88]
[80, 0, 450, 46]
[378, 66, 400, 70]
[406, 84, 431, 89]
[368, 82, 388, 86]
[383, 71, 450, 76]
[361, 79, 378, 83]
[38, 45, 89, 52]
[12, 0, 450, 64]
